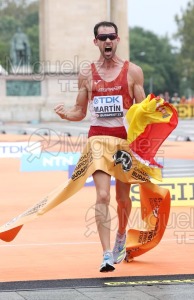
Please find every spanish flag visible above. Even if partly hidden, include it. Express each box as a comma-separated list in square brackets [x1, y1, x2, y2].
[0, 95, 178, 260]
[125, 93, 178, 167]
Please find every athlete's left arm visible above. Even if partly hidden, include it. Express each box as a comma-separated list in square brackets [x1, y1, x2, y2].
[131, 64, 146, 103]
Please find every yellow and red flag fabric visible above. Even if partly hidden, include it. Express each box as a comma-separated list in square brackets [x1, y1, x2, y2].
[0, 95, 178, 260]
[125, 93, 178, 167]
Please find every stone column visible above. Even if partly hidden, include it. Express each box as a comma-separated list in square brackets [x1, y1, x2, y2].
[39, 0, 129, 73]
[0, 76, 6, 102]
[39, 0, 107, 73]
[111, 0, 129, 60]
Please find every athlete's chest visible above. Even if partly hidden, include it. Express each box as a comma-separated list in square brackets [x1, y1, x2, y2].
[95, 65, 123, 82]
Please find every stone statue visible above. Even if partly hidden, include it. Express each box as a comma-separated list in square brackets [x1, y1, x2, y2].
[10, 27, 31, 66]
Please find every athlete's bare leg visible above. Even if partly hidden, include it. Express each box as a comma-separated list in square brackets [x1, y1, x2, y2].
[92, 170, 111, 252]
[115, 180, 131, 234]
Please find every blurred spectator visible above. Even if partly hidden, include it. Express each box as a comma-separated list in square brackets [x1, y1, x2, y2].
[164, 91, 171, 103]
[171, 93, 180, 105]
[159, 93, 164, 98]
[190, 97, 194, 104]
[180, 96, 187, 104]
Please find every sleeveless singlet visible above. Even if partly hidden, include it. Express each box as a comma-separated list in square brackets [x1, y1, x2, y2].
[89, 61, 133, 128]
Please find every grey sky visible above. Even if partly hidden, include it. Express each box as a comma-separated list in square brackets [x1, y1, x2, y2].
[128, 0, 189, 43]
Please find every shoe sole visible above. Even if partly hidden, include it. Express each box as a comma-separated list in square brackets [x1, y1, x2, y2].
[100, 263, 115, 272]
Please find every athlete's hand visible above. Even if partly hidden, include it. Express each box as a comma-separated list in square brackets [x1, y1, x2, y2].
[54, 103, 68, 119]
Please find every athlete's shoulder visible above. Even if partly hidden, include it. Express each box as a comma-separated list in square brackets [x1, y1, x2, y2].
[78, 63, 93, 91]
[128, 61, 144, 79]
[129, 61, 143, 72]
[78, 63, 92, 81]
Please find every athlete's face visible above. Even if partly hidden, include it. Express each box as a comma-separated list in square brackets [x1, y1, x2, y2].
[94, 26, 120, 60]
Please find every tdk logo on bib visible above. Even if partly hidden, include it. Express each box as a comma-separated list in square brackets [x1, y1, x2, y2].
[94, 96, 120, 104]
[93, 95, 123, 118]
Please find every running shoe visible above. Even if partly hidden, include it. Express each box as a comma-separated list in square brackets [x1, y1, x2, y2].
[113, 231, 126, 264]
[99, 251, 115, 272]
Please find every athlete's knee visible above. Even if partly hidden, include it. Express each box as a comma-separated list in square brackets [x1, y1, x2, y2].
[116, 196, 131, 207]
[96, 190, 110, 204]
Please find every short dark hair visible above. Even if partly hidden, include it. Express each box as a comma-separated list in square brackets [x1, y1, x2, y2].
[94, 21, 118, 38]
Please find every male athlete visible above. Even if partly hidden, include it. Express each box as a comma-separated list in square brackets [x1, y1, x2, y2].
[54, 21, 146, 272]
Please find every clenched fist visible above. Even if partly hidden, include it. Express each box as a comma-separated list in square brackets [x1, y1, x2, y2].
[54, 103, 68, 119]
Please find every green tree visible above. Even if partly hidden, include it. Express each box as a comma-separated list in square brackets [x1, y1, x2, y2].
[0, 0, 39, 72]
[129, 27, 180, 97]
[175, 0, 194, 97]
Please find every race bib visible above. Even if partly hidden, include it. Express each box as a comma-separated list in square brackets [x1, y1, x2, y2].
[93, 95, 123, 118]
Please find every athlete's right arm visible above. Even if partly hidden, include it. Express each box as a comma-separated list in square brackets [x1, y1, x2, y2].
[54, 72, 88, 121]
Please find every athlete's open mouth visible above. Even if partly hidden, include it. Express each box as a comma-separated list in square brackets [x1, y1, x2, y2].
[105, 46, 112, 53]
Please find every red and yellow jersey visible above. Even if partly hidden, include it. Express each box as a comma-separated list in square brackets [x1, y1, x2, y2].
[89, 61, 133, 127]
